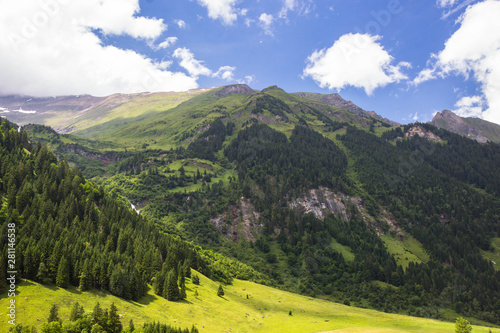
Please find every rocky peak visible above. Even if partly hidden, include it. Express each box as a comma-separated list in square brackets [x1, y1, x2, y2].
[430, 110, 489, 143]
[212, 84, 255, 98]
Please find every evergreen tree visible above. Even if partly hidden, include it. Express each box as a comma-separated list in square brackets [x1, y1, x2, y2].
[69, 301, 85, 321]
[47, 304, 60, 323]
[178, 268, 187, 299]
[128, 319, 135, 332]
[192, 274, 200, 285]
[164, 269, 180, 301]
[217, 284, 224, 297]
[455, 317, 472, 333]
[92, 302, 104, 327]
[56, 256, 69, 288]
[36, 262, 51, 284]
[79, 258, 92, 291]
[107, 303, 123, 333]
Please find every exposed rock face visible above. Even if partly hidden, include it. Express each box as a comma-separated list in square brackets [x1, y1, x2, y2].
[289, 187, 402, 235]
[213, 84, 255, 98]
[289, 188, 353, 221]
[430, 110, 495, 143]
[404, 125, 443, 142]
[210, 197, 263, 242]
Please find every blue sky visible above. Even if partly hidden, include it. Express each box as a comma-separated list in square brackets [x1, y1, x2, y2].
[1, 0, 499, 125]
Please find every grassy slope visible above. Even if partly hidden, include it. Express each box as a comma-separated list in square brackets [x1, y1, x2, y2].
[481, 237, 500, 271]
[381, 234, 430, 270]
[2, 272, 498, 333]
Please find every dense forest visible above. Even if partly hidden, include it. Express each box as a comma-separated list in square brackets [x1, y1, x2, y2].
[0, 118, 268, 304]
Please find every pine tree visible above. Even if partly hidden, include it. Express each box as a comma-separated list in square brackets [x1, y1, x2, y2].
[107, 302, 123, 333]
[79, 258, 92, 291]
[178, 268, 187, 300]
[92, 302, 104, 327]
[192, 274, 200, 285]
[194, 289, 199, 297]
[56, 256, 69, 288]
[69, 301, 85, 321]
[47, 304, 60, 323]
[217, 284, 224, 297]
[36, 262, 51, 284]
[128, 319, 135, 332]
[164, 269, 180, 301]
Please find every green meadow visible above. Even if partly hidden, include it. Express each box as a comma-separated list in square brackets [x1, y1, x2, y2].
[1, 271, 498, 332]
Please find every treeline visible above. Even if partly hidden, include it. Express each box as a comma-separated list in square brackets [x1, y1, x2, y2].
[339, 125, 500, 323]
[251, 95, 291, 121]
[187, 119, 233, 161]
[0, 118, 266, 301]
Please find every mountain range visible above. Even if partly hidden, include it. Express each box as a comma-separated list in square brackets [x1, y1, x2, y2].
[1, 84, 500, 331]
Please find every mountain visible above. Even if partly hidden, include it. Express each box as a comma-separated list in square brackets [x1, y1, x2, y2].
[0, 89, 210, 134]
[2, 85, 500, 329]
[430, 109, 500, 143]
[294, 91, 401, 126]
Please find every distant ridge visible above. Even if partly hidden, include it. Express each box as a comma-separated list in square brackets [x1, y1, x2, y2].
[430, 109, 500, 143]
[293, 92, 400, 126]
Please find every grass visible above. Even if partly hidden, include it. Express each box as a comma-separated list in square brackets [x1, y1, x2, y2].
[481, 237, 500, 271]
[381, 234, 430, 270]
[2, 273, 499, 333]
[330, 238, 355, 262]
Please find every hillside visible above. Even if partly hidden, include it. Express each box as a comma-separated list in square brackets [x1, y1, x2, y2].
[430, 109, 500, 143]
[3, 85, 500, 328]
[0, 89, 211, 135]
[2, 276, 500, 332]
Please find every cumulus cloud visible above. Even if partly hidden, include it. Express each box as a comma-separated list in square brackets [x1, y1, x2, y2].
[259, 13, 274, 35]
[0, 0, 200, 96]
[174, 19, 186, 29]
[213, 66, 236, 81]
[157, 37, 178, 49]
[453, 95, 486, 118]
[303, 33, 410, 95]
[415, 0, 500, 124]
[197, 0, 239, 25]
[173, 48, 212, 77]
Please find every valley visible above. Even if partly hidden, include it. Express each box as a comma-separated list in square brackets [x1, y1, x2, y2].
[1, 84, 500, 332]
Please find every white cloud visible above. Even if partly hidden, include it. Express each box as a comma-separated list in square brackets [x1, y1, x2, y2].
[415, 0, 500, 124]
[157, 37, 178, 49]
[437, 0, 457, 7]
[453, 95, 485, 118]
[279, 0, 297, 18]
[175, 19, 186, 29]
[0, 0, 199, 96]
[303, 33, 410, 95]
[173, 48, 212, 77]
[413, 112, 419, 121]
[213, 66, 236, 81]
[259, 13, 274, 35]
[245, 18, 255, 27]
[197, 0, 239, 25]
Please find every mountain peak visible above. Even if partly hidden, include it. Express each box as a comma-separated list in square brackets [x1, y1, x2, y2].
[212, 84, 255, 98]
[430, 109, 500, 143]
[262, 85, 284, 93]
